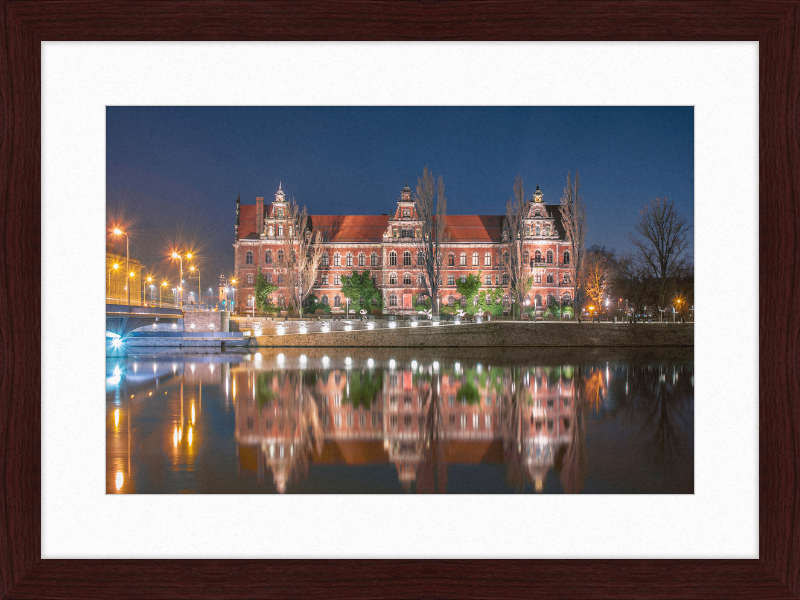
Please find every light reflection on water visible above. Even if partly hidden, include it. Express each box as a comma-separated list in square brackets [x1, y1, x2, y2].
[106, 348, 693, 494]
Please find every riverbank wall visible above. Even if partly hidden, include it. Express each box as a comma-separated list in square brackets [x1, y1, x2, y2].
[253, 322, 693, 348]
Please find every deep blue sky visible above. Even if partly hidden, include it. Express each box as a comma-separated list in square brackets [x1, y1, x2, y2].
[107, 107, 693, 291]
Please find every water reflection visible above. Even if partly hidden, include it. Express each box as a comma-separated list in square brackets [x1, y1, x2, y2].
[107, 349, 693, 494]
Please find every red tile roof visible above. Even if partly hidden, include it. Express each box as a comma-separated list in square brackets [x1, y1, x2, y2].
[237, 205, 564, 243]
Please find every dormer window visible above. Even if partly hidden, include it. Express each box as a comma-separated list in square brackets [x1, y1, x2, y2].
[277, 208, 284, 218]
[403, 209, 410, 218]
[535, 210, 541, 218]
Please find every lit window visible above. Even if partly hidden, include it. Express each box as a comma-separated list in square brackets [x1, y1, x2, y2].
[460, 252, 466, 266]
[346, 253, 353, 267]
[358, 253, 365, 267]
[389, 251, 397, 266]
[448, 253, 455, 267]
[484, 253, 491, 266]
[472, 252, 479, 266]
[334, 253, 341, 266]
[245, 251, 253, 265]
[403, 251, 411, 266]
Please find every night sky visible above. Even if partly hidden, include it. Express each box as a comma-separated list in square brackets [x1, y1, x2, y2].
[106, 107, 693, 296]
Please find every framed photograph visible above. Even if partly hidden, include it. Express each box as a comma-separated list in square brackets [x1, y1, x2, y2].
[2, 1, 797, 598]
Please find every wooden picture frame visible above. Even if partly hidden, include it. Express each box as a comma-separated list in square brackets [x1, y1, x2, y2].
[1, 1, 797, 597]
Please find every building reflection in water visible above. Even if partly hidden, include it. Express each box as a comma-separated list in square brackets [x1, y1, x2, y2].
[227, 353, 692, 494]
[107, 351, 692, 494]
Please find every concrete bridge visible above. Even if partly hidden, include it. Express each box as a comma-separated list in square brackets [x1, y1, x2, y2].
[106, 303, 183, 338]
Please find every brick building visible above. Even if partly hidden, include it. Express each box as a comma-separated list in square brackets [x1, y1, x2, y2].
[233, 183, 573, 315]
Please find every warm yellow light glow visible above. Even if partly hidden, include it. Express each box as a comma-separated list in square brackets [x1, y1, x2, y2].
[129, 272, 135, 277]
[147, 277, 153, 283]
[113, 228, 122, 235]
[115, 471, 124, 490]
[232, 378, 236, 400]
[114, 409, 119, 428]
[188, 427, 193, 446]
[172, 252, 179, 258]
[179, 427, 182, 442]
[148, 392, 152, 396]
[186, 253, 192, 259]
[191, 404, 195, 424]
[190, 266, 195, 271]
[161, 281, 168, 287]
[173, 427, 178, 447]
[231, 279, 236, 284]
[130, 395, 134, 398]
[113, 263, 119, 270]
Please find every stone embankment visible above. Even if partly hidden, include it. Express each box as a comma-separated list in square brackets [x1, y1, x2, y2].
[253, 322, 693, 348]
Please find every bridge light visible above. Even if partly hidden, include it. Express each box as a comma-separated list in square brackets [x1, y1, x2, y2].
[113, 228, 123, 235]
[113, 263, 119, 270]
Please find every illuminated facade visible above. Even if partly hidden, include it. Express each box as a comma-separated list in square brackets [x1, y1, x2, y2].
[232, 183, 573, 314]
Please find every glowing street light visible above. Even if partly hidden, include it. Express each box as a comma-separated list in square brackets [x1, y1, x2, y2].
[171, 252, 194, 308]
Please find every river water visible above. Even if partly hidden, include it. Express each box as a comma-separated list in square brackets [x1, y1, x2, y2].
[106, 347, 693, 494]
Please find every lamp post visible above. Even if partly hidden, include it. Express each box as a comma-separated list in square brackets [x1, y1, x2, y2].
[108, 263, 119, 300]
[230, 279, 237, 314]
[171, 252, 192, 308]
[190, 266, 201, 308]
[146, 277, 153, 305]
[160, 281, 168, 307]
[112, 229, 129, 308]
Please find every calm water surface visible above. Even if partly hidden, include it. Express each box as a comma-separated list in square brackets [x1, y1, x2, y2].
[106, 347, 693, 494]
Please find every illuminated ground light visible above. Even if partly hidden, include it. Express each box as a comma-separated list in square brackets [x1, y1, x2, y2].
[299, 354, 307, 364]
[299, 325, 308, 334]
[254, 328, 263, 336]
[433, 361, 440, 371]
[115, 471, 124, 491]
[432, 321, 440, 327]
[112, 337, 122, 348]
[344, 323, 353, 332]
[410, 321, 418, 327]
[277, 326, 285, 335]
[277, 353, 285, 365]
[367, 322, 375, 330]
[411, 360, 418, 370]
[321, 324, 330, 333]
[345, 357, 352, 366]
[388, 321, 397, 329]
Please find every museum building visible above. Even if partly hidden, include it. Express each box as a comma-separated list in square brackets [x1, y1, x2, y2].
[232, 182, 573, 315]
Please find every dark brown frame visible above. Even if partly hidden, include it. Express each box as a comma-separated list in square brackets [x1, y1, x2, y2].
[1, 1, 798, 598]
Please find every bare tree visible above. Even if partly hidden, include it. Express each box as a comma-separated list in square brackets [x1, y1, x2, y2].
[414, 167, 449, 316]
[559, 171, 587, 318]
[615, 252, 649, 321]
[502, 174, 528, 319]
[628, 197, 690, 312]
[583, 250, 609, 320]
[280, 199, 324, 318]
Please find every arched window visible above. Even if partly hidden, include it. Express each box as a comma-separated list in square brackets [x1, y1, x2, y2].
[546, 250, 553, 264]
[277, 273, 285, 285]
[448, 253, 455, 267]
[534, 294, 542, 307]
[502, 272, 509, 285]
[460, 252, 466, 266]
[321, 253, 329, 267]
[277, 208, 284, 218]
[277, 249, 285, 264]
[403, 273, 412, 285]
[346, 252, 353, 267]
[278, 295, 285, 307]
[535, 225, 540, 236]
[461, 296, 467, 307]
[563, 250, 570, 265]
[371, 252, 378, 266]
[247, 294, 254, 307]
[534, 250, 542, 263]
[545, 225, 551, 236]
[389, 251, 397, 266]
[333, 253, 341, 266]
[546, 273, 554, 284]
[245, 251, 253, 265]
[277, 225, 284, 236]
[417, 250, 424, 265]
[334, 295, 340, 307]
[389, 294, 398, 307]
[502, 295, 510, 307]
[403, 251, 411, 266]
[417, 273, 425, 286]
[472, 252, 479, 266]
[535, 210, 541, 217]
[484, 252, 491, 266]
[562, 293, 571, 304]
[268, 225, 274, 236]
[563, 273, 570, 284]
[403, 209, 410, 218]
[448, 295, 455, 306]
[321, 295, 329, 306]
[265, 250, 273, 265]
[525, 226, 531, 236]
[358, 252, 365, 267]
[247, 273, 254, 284]
[389, 273, 398, 285]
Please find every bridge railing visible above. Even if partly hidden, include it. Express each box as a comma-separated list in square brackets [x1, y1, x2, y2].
[106, 297, 181, 310]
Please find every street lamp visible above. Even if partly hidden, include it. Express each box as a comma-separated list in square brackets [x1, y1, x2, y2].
[160, 281, 168, 306]
[107, 262, 119, 300]
[230, 279, 237, 314]
[146, 276, 153, 304]
[190, 265, 201, 309]
[112, 229, 130, 308]
[171, 252, 193, 308]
